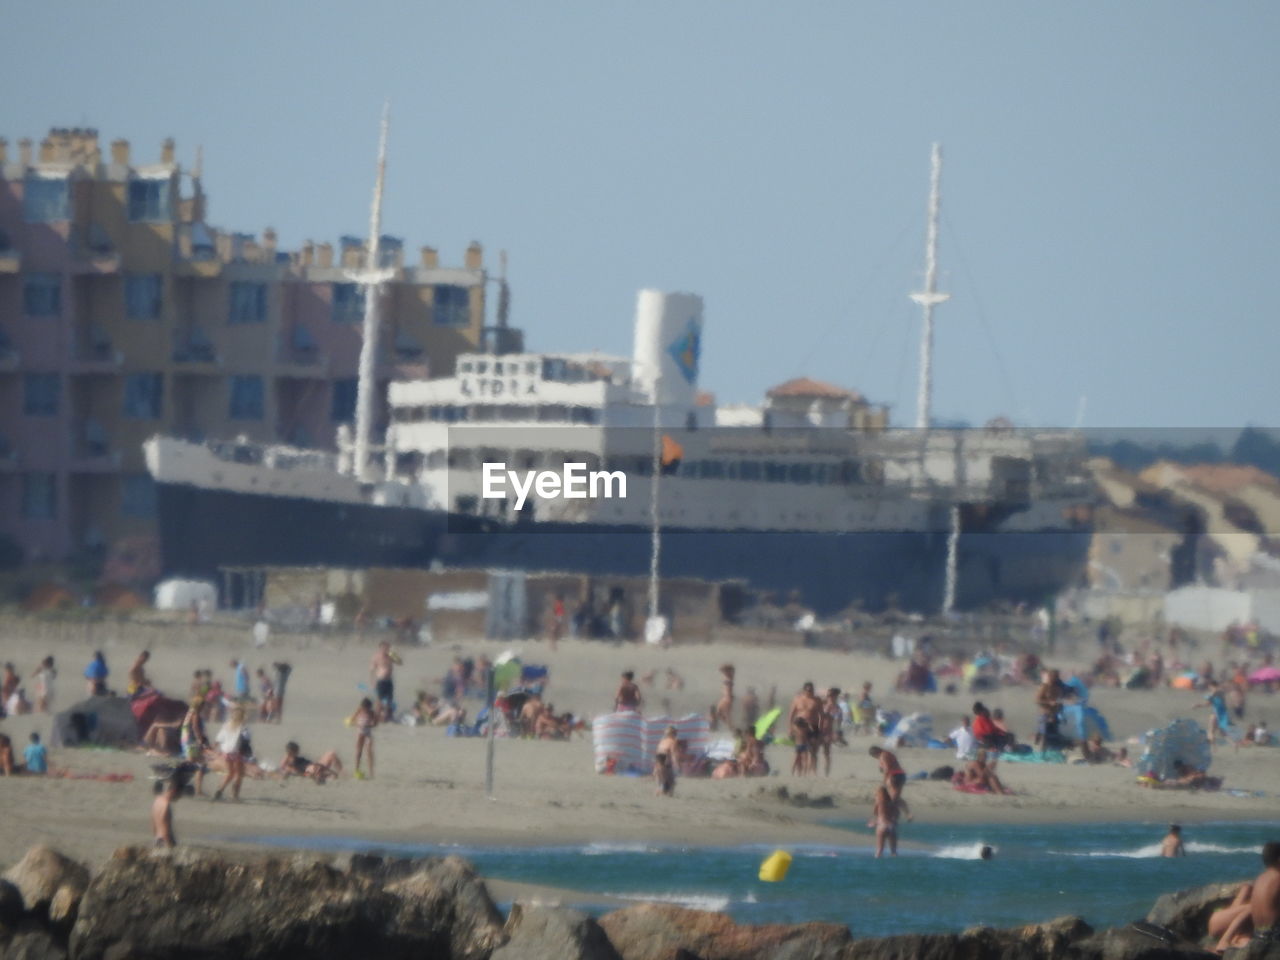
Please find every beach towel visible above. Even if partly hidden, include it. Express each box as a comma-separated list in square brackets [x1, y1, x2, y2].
[883, 712, 932, 749]
[999, 749, 1066, 764]
[952, 779, 992, 794]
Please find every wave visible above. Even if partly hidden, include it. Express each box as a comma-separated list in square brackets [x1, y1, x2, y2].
[1052, 841, 1257, 859]
[580, 842, 663, 856]
[933, 842, 995, 860]
[607, 891, 733, 912]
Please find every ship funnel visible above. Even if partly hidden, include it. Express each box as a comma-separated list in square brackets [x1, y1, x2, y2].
[632, 289, 703, 406]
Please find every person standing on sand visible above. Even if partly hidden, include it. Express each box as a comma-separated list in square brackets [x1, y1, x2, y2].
[1161, 824, 1186, 857]
[548, 594, 566, 652]
[152, 772, 187, 847]
[127, 652, 152, 696]
[714, 664, 735, 730]
[84, 652, 109, 696]
[370, 641, 402, 722]
[615, 671, 642, 712]
[788, 682, 822, 773]
[272, 662, 292, 722]
[31, 656, 56, 713]
[350, 698, 378, 779]
[213, 706, 250, 801]
[654, 752, 675, 797]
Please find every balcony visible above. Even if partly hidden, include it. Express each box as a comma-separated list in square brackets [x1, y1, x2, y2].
[176, 256, 223, 279]
[0, 433, 16, 471]
[71, 224, 122, 275]
[68, 420, 121, 473]
[0, 338, 18, 372]
[0, 248, 19, 274]
[275, 326, 328, 378]
[68, 327, 124, 374]
[172, 328, 221, 372]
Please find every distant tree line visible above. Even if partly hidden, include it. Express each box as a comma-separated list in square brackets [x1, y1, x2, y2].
[1087, 426, 1280, 476]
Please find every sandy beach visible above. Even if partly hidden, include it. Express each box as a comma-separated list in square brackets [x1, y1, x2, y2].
[2, 616, 1278, 873]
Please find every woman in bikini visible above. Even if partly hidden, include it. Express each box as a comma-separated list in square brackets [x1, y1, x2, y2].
[350, 698, 378, 779]
[279, 741, 343, 784]
[871, 785, 899, 857]
[714, 664, 735, 730]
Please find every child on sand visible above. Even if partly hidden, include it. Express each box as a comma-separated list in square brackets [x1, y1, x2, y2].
[654, 752, 675, 797]
[151, 771, 188, 848]
[350, 698, 378, 779]
[23, 733, 47, 775]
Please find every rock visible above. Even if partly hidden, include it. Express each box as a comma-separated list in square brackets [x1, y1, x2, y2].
[68, 846, 505, 960]
[0, 926, 68, 960]
[45, 885, 81, 932]
[384, 855, 507, 960]
[0, 879, 24, 930]
[1072, 926, 1220, 960]
[2, 847, 90, 918]
[491, 903, 622, 960]
[1226, 940, 1280, 960]
[1147, 882, 1246, 943]
[599, 903, 851, 960]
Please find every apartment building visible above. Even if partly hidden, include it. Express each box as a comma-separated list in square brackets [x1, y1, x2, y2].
[0, 127, 489, 569]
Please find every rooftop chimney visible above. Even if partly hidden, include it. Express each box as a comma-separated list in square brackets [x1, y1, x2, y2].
[316, 243, 334, 269]
[160, 138, 175, 165]
[465, 241, 483, 270]
[39, 138, 55, 163]
[420, 246, 438, 269]
[301, 241, 314, 267]
[0, 140, 7, 165]
[262, 228, 277, 258]
[110, 139, 130, 167]
[18, 139, 32, 167]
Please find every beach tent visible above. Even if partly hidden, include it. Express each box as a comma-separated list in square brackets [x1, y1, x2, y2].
[50, 695, 140, 748]
[1062, 703, 1113, 743]
[1136, 718, 1212, 781]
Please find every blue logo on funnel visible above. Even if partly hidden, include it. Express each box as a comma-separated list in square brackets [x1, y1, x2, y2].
[668, 319, 701, 384]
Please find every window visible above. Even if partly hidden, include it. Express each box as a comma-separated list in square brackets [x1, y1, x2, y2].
[331, 377, 358, 423]
[331, 282, 365, 323]
[127, 177, 171, 222]
[124, 273, 163, 319]
[433, 284, 470, 326]
[23, 373, 60, 416]
[121, 474, 157, 518]
[123, 373, 164, 419]
[24, 177, 69, 222]
[21, 473, 56, 519]
[228, 282, 267, 324]
[229, 375, 264, 420]
[23, 273, 61, 316]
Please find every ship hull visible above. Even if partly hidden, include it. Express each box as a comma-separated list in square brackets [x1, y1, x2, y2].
[156, 482, 1089, 614]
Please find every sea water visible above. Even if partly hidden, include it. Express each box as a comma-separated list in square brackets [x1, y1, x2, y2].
[251, 820, 1278, 938]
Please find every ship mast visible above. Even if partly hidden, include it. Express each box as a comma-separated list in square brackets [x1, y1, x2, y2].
[351, 104, 396, 481]
[910, 142, 949, 431]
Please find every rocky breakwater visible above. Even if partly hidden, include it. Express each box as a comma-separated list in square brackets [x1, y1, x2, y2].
[0, 843, 1278, 960]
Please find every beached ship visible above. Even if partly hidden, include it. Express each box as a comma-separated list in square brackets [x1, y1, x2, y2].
[145, 138, 1094, 614]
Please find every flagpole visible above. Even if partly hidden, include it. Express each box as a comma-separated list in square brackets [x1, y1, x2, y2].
[648, 392, 662, 624]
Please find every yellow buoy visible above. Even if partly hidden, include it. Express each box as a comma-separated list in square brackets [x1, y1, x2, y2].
[758, 849, 792, 883]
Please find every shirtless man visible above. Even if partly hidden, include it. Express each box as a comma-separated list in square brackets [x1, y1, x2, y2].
[1160, 824, 1186, 857]
[615, 671, 642, 712]
[1213, 841, 1280, 951]
[128, 651, 152, 696]
[788, 682, 822, 774]
[869, 745, 911, 818]
[714, 664, 735, 730]
[871, 785, 899, 858]
[656, 724, 679, 760]
[370, 641, 402, 722]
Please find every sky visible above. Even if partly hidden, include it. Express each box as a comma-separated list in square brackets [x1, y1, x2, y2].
[4, 2, 1278, 430]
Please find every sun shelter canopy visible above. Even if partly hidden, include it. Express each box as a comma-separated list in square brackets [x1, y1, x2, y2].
[1136, 718, 1212, 781]
[50, 695, 141, 748]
